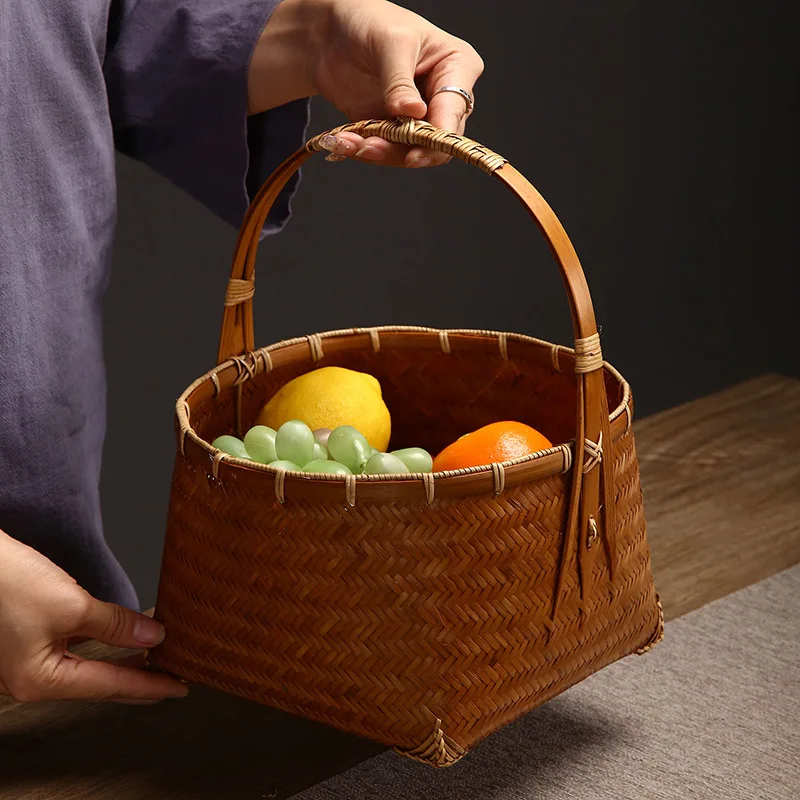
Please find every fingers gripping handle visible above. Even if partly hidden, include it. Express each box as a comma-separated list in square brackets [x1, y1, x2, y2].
[308, 118, 506, 174]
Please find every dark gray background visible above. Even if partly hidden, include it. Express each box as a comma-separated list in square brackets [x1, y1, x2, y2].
[102, 0, 797, 606]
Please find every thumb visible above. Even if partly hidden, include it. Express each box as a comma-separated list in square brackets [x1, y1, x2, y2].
[377, 39, 427, 118]
[75, 598, 166, 649]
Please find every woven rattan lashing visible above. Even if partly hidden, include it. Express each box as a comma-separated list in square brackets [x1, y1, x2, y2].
[149, 119, 662, 766]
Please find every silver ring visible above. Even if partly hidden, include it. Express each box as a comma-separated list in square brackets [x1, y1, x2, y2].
[431, 86, 474, 116]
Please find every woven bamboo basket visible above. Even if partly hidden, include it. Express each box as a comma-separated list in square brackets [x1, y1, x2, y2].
[148, 118, 663, 766]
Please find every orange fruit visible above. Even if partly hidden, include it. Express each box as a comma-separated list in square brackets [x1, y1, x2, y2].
[432, 421, 553, 472]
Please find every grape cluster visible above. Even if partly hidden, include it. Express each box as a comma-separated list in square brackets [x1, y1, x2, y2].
[212, 422, 432, 476]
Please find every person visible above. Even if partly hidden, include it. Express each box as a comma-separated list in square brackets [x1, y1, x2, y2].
[0, 0, 482, 705]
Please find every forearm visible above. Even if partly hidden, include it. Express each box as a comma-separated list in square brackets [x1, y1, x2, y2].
[248, 0, 325, 114]
[0, 528, 16, 578]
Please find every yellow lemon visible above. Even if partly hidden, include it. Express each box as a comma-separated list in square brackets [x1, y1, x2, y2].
[256, 367, 391, 451]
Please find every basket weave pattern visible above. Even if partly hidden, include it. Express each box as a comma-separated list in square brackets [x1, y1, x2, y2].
[152, 331, 660, 762]
[149, 119, 662, 766]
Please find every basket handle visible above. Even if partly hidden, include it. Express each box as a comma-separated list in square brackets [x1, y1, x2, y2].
[219, 117, 601, 360]
[218, 117, 618, 608]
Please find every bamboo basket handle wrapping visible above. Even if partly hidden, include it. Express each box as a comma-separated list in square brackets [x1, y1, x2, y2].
[218, 117, 618, 607]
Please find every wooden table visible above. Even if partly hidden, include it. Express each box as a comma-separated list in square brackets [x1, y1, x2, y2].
[2, 375, 798, 800]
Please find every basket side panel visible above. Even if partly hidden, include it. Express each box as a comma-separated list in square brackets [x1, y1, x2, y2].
[151, 420, 658, 756]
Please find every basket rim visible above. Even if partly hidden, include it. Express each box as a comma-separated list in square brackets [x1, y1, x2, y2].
[175, 325, 632, 485]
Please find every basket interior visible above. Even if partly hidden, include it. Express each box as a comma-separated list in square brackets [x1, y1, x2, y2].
[188, 332, 625, 458]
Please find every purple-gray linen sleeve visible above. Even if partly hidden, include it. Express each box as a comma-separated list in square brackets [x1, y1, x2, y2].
[104, 0, 310, 234]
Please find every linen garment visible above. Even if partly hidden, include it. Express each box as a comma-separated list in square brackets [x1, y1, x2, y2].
[0, 0, 308, 607]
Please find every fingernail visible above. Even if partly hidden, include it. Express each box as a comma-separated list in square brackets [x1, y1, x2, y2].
[168, 687, 190, 699]
[325, 153, 347, 163]
[319, 134, 337, 150]
[354, 146, 382, 162]
[408, 156, 432, 169]
[133, 618, 165, 647]
[320, 134, 355, 155]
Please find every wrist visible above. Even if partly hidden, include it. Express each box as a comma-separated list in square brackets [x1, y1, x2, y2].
[248, 0, 330, 114]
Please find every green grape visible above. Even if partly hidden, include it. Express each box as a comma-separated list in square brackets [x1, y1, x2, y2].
[327, 426, 371, 473]
[243, 425, 277, 463]
[313, 428, 332, 447]
[275, 420, 315, 467]
[370, 447, 380, 457]
[313, 441, 329, 461]
[303, 459, 352, 475]
[212, 435, 251, 460]
[364, 452, 410, 475]
[391, 447, 433, 473]
[268, 459, 301, 471]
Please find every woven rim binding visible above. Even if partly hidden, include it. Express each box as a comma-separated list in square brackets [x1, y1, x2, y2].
[177, 326, 632, 486]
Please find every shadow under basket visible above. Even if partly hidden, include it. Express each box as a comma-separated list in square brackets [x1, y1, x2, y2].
[148, 118, 663, 767]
